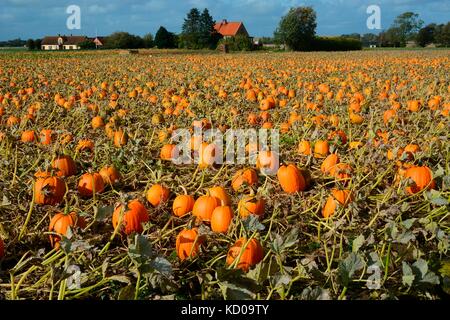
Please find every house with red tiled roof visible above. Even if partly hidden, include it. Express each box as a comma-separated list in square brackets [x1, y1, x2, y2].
[41, 35, 87, 50]
[214, 20, 249, 39]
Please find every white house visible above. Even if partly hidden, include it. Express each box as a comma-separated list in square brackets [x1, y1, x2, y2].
[41, 35, 87, 50]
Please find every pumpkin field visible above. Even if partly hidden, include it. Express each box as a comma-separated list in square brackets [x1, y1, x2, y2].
[0, 49, 449, 300]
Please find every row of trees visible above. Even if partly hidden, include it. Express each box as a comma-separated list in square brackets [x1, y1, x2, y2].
[348, 13, 450, 47]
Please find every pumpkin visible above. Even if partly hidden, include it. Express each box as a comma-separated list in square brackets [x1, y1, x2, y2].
[21, 130, 36, 143]
[51, 155, 77, 177]
[277, 164, 306, 193]
[92, 116, 105, 129]
[76, 140, 95, 152]
[113, 130, 128, 147]
[314, 140, 329, 158]
[198, 143, 216, 169]
[298, 140, 312, 156]
[172, 194, 195, 217]
[322, 189, 353, 218]
[404, 166, 435, 194]
[192, 195, 220, 222]
[231, 168, 258, 191]
[208, 186, 231, 205]
[330, 163, 353, 182]
[160, 144, 178, 160]
[238, 195, 265, 219]
[49, 211, 86, 248]
[78, 173, 105, 197]
[176, 228, 204, 261]
[321, 154, 340, 174]
[99, 166, 121, 185]
[256, 150, 278, 174]
[39, 129, 53, 145]
[34, 176, 66, 205]
[226, 238, 263, 272]
[112, 199, 149, 235]
[211, 206, 234, 233]
[146, 184, 170, 207]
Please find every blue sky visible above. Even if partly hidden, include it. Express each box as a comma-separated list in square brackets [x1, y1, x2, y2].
[0, 0, 449, 40]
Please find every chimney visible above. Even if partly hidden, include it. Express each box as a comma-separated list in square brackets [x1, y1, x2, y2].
[222, 19, 227, 25]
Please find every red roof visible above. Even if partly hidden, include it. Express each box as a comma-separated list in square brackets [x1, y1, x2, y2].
[214, 21, 243, 37]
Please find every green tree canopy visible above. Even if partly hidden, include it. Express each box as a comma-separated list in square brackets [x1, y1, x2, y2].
[274, 6, 317, 51]
[392, 12, 424, 45]
[143, 33, 154, 48]
[26, 39, 35, 50]
[154, 26, 177, 49]
[105, 32, 144, 49]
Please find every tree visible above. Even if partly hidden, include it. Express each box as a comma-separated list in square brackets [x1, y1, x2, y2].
[154, 26, 176, 49]
[143, 33, 154, 48]
[391, 12, 424, 45]
[434, 22, 450, 47]
[26, 39, 35, 50]
[199, 8, 221, 49]
[341, 33, 361, 41]
[181, 8, 201, 49]
[34, 39, 42, 50]
[417, 24, 437, 47]
[379, 28, 402, 47]
[361, 33, 378, 47]
[78, 40, 96, 49]
[274, 6, 317, 51]
[105, 32, 144, 49]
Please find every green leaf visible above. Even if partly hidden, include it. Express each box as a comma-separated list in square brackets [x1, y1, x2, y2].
[300, 287, 331, 300]
[402, 262, 415, 287]
[128, 234, 154, 264]
[401, 218, 416, 230]
[430, 197, 448, 206]
[412, 258, 428, 278]
[219, 281, 256, 300]
[352, 234, 365, 253]
[396, 230, 415, 244]
[243, 214, 265, 232]
[149, 257, 173, 276]
[118, 285, 135, 300]
[338, 253, 365, 286]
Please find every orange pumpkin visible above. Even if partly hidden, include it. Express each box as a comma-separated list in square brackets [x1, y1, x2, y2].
[112, 199, 149, 235]
[211, 206, 234, 233]
[49, 211, 86, 248]
[160, 144, 178, 160]
[298, 140, 312, 156]
[314, 140, 329, 158]
[208, 186, 231, 206]
[51, 155, 77, 177]
[232, 168, 258, 192]
[226, 238, 263, 272]
[172, 194, 195, 217]
[321, 154, 340, 174]
[91, 116, 105, 129]
[99, 166, 121, 185]
[39, 129, 53, 145]
[78, 173, 105, 197]
[256, 150, 278, 174]
[146, 184, 170, 207]
[34, 176, 66, 205]
[192, 195, 220, 222]
[322, 189, 353, 218]
[238, 195, 265, 219]
[176, 228, 204, 261]
[277, 164, 306, 193]
[404, 166, 435, 195]
[21, 130, 36, 143]
[113, 130, 128, 147]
